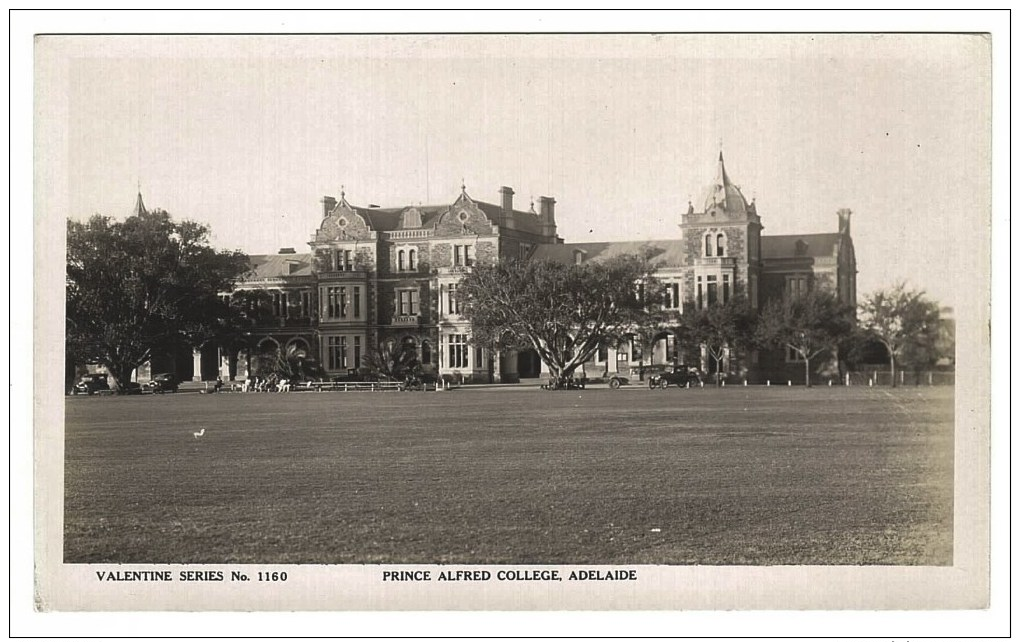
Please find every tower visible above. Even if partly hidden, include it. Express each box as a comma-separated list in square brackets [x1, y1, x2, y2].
[680, 152, 763, 310]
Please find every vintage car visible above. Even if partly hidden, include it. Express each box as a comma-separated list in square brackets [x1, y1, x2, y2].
[647, 365, 703, 389]
[72, 373, 110, 395]
[145, 373, 179, 393]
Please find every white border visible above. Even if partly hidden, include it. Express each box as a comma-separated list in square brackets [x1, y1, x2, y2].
[11, 8, 1011, 638]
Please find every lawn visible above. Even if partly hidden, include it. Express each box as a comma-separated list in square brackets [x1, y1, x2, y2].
[63, 385, 954, 565]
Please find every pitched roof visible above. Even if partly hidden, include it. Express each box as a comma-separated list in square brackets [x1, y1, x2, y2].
[761, 233, 841, 259]
[702, 152, 750, 216]
[245, 253, 314, 279]
[532, 239, 686, 268]
[474, 200, 547, 235]
[349, 205, 449, 231]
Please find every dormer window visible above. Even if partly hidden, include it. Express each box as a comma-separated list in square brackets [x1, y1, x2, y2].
[574, 249, 586, 265]
[334, 249, 353, 271]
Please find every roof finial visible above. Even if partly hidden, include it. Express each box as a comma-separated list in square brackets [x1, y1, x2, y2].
[340, 184, 345, 200]
[461, 178, 466, 194]
[530, 196, 536, 213]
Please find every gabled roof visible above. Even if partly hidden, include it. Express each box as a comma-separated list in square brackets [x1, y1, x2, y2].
[348, 205, 449, 231]
[245, 253, 314, 279]
[474, 200, 547, 235]
[761, 233, 841, 259]
[532, 239, 686, 268]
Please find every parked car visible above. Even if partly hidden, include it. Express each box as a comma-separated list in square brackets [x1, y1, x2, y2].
[647, 365, 703, 389]
[145, 373, 179, 393]
[607, 374, 630, 389]
[72, 373, 110, 395]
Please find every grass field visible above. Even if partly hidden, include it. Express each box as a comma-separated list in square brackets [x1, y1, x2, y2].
[64, 385, 954, 565]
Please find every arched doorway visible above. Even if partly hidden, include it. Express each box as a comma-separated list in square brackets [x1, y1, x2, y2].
[517, 349, 542, 379]
[252, 337, 281, 377]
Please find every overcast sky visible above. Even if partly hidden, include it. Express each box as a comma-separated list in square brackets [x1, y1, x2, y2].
[49, 34, 989, 309]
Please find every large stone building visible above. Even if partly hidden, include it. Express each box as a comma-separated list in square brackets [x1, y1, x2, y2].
[151, 153, 857, 385]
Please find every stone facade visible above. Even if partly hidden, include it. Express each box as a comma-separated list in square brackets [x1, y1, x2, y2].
[169, 154, 855, 386]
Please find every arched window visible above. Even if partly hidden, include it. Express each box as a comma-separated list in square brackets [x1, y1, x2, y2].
[421, 340, 432, 364]
[716, 233, 725, 257]
[408, 249, 417, 271]
[704, 234, 713, 257]
[397, 250, 405, 271]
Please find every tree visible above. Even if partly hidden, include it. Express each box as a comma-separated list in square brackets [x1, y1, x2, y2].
[756, 290, 855, 386]
[363, 339, 420, 381]
[458, 256, 664, 385]
[858, 283, 942, 387]
[66, 210, 252, 391]
[682, 296, 757, 386]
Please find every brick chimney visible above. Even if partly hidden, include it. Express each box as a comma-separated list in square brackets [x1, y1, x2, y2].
[539, 196, 556, 233]
[837, 208, 852, 235]
[321, 196, 337, 217]
[500, 186, 514, 215]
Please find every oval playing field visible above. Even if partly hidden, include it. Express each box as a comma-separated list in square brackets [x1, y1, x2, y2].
[64, 386, 954, 565]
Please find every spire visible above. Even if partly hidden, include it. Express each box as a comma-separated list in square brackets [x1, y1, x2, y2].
[132, 190, 147, 217]
[702, 151, 749, 216]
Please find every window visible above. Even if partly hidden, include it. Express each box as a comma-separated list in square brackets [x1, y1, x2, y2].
[449, 334, 469, 368]
[574, 250, 585, 265]
[786, 275, 809, 299]
[398, 250, 405, 271]
[334, 249, 353, 271]
[474, 346, 484, 368]
[749, 274, 759, 308]
[716, 234, 726, 257]
[325, 287, 341, 318]
[447, 284, 460, 315]
[722, 274, 730, 304]
[706, 275, 718, 306]
[271, 291, 288, 317]
[408, 249, 417, 271]
[353, 336, 361, 370]
[300, 291, 312, 318]
[398, 289, 419, 316]
[696, 276, 703, 309]
[454, 245, 474, 267]
[664, 282, 681, 309]
[597, 344, 608, 363]
[327, 336, 345, 370]
[353, 286, 361, 318]
[519, 243, 532, 260]
[421, 341, 432, 365]
[705, 234, 713, 257]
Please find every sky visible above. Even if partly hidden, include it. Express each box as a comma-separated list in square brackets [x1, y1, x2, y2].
[48, 33, 989, 310]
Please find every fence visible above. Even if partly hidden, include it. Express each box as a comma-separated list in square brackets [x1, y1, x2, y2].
[848, 369, 955, 387]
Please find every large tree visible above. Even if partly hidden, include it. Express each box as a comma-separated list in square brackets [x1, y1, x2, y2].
[858, 283, 942, 387]
[756, 290, 855, 386]
[682, 296, 757, 386]
[66, 209, 253, 391]
[458, 256, 664, 385]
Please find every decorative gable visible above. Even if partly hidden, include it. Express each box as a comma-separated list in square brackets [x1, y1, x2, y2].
[434, 192, 495, 236]
[314, 200, 373, 242]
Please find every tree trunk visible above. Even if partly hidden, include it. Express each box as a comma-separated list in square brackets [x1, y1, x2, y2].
[890, 354, 897, 388]
[804, 357, 812, 388]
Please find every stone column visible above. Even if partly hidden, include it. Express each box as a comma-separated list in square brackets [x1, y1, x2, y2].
[192, 348, 203, 381]
[492, 349, 502, 383]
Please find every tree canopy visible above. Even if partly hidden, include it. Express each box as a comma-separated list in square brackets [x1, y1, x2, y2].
[858, 283, 942, 386]
[756, 290, 855, 386]
[681, 296, 757, 385]
[458, 256, 665, 383]
[66, 209, 254, 390]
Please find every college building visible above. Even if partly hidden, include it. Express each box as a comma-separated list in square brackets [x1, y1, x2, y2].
[143, 153, 857, 385]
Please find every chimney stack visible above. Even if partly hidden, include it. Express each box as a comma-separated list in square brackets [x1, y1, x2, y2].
[500, 186, 514, 215]
[322, 196, 337, 217]
[837, 208, 852, 235]
[539, 196, 557, 237]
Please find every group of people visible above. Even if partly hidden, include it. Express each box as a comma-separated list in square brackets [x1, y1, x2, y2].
[239, 375, 291, 393]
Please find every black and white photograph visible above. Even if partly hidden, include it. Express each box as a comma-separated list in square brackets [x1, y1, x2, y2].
[18, 9, 1005, 632]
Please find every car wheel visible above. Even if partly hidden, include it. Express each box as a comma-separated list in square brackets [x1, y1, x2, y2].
[609, 378, 621, 389]
[659, 379, 668, 389]
[648, 378, 657, 390]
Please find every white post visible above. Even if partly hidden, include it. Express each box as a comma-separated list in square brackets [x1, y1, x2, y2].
[743, 380, 747, 386]
[766, 380, 770, 387]
[787, 380, 791, 386]
[845, 372, 850, 386]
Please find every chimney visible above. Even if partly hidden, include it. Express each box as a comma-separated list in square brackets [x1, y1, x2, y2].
[278, 247, 296, 254]
[837, 208, 852, 235]
[539, 196, 556, 225]
[500, 186, 514, 215]
[321, 196, 337, 217]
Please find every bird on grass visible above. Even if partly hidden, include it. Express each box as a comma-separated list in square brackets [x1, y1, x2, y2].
[193, 428, 205, 439]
